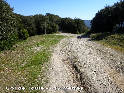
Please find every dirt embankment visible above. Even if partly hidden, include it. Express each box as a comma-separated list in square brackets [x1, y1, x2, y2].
[47, 34, 124, 93]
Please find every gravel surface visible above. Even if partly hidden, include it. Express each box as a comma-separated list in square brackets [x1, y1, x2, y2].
[47, 33, 124, 93]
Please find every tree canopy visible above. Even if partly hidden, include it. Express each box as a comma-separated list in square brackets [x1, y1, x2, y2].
[0, 0, 87, 50]
[0, 0, 18, 50]
[91, 0, 124, 33]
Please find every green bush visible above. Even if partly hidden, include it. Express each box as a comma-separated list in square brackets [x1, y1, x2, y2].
[0, 34, 18, 50]
[83, 29, 91, 37]
[47, 23, 59, 34]
[18, 29, 29, 40]
[0, 0, 18, 50]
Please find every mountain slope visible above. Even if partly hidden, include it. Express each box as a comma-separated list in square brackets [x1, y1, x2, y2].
[84, 20, 91, 28]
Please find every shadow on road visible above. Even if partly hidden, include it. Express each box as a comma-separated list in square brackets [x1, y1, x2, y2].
[77, 35, 89, 39]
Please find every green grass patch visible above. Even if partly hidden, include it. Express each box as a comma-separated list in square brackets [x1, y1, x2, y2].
[23, 50, 50, 68]
[0, 34, 65, 92]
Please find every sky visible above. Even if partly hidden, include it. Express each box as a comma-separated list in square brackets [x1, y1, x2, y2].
[6, 0, 119, 20]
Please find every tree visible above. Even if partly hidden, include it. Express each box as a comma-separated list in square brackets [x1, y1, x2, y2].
[74, 18, 87, 33]
[58, 18, 87, 34]
[0, 0, 18, 50]
[91, 0, 124, 33]
[33, 14, 45, 35]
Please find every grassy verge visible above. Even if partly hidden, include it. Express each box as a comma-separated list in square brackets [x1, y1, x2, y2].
[90, 33, 124, 53]
[0, 34, 65, 92]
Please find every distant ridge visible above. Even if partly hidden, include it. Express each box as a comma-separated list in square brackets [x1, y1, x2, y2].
[84, 20, 91, 28]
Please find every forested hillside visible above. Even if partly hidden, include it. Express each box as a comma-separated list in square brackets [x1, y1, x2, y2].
[0, 0, 87, 51]
[91, 0, 124, 34]
[88, 0, 124, 52]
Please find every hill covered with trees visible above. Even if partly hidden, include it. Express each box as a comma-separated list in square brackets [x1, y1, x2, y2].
[0, 0, 87, 51]
[89, 0, 124, 52]
[91, 0, 124, 34]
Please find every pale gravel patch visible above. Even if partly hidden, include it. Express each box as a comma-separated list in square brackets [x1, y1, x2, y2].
[62, 37, 124, 93]
[46, 33, 124, 93]
[46, 38, 84, 93]
[55, 33, 79, 37]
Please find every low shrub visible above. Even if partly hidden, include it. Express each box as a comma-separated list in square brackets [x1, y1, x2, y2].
[18, 29, 29, 40]
[83, 29, 91, 37]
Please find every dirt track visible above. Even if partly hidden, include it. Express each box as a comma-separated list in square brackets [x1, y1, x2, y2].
[47, 34, 124, 93]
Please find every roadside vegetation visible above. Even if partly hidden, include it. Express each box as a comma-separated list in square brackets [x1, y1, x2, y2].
[90, 33, 124, 53]
[0, 34, 65, 92]
[85, 0, 124, 53]
[0, 0, 87, 51]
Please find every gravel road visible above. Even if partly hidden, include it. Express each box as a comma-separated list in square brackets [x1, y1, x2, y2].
[47, 34, 124, 93]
